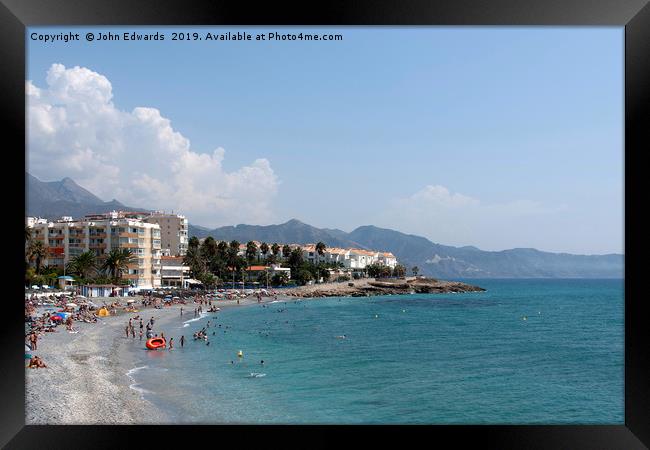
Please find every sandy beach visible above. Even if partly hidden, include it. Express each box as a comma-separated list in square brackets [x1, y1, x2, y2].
[25, 293, 291, 424]
[25, 278, 481, 424]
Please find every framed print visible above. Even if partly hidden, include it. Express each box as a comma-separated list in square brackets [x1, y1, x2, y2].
[1, 0, 648, 448]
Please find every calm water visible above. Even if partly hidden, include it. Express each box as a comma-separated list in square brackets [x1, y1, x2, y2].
[129, 279, 624, 424]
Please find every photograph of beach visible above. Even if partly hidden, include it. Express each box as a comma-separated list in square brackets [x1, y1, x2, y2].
[24, 26, 624, 425]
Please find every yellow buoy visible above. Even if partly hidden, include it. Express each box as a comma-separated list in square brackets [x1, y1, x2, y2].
[237, 350, 243, 358]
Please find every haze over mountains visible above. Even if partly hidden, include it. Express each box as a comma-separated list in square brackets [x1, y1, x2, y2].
[26, 173, 623, 279]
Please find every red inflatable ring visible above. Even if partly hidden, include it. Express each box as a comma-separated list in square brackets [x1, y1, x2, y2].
[146, 337, 166, 350]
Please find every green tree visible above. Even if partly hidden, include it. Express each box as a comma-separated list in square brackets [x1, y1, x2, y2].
[216, 240, 229, 260]
[266, 253, 278, 265]
[101, 248, 136, 284]
[295, 268, 313, 286]
[271, 272, 289, 287]
[288, 248, 303, 275]
[25, 226, 32, 243]
[282, 244, 292, 260]
[315, 242, 327, 260]
[411, 266, 419, 277]
[227, 241, 241, 288]
[367, 263, 384, 278]
[260, 242, 269, 261]
[66, 251, 97, 280]
[393, 264, 406, 278]
[314, 242, 327, 283]
[199, 272, 218, 289]
[245, 241, 258, 264]
[26, 240, 47, 274]
[25, 266, 36, 286]
[188, 236, 200, 251]
[200, 236, 218, 261]
[183, 246, 206, 279]
[271, 243, 280, 257]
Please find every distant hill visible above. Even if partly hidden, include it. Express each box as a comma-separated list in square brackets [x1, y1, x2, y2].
[347, 225, 623, 279]
[26, 173, 623, 278]
[191, 221, 623, 279]
[26, 172, 149, 219]
[189, 219, 365, 249]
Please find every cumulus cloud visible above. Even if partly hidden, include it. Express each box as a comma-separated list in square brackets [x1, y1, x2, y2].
[376, 184, 568, 251]
[27, 63, 279, 227]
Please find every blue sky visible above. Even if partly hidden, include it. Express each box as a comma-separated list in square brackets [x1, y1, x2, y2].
[27, 27, 623, 254]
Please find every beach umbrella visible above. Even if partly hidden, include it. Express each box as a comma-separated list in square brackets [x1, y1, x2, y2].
[50, 315, 62, 321]
[66, 303, 78, 308]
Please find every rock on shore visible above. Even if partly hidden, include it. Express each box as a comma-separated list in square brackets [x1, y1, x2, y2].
[282, 277, 485, 298]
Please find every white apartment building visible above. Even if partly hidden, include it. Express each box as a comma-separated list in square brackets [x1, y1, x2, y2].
[27, 213, 162, 289]
[299, 245, 398, 270]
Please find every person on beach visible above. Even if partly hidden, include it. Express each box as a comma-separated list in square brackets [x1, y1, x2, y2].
[27, 355, 47, 369]
[139, 319, 143, 330]
[139, 329, 143, 341]
[150, 317, 155, 326]
[125, 324, 130, 338]
[180, 307, 183, 316]
[169, 338, 174, 350]
[131, 327, 136, 339]
[29, 332, 38, 351]
[180, 335, 185, 347]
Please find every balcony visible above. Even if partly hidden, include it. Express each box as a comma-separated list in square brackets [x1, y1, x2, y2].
[89, 232, 106, 239]
[121, 243, 138, 249]
[89, 243, 107, 249]
[119, 232, 138, 238]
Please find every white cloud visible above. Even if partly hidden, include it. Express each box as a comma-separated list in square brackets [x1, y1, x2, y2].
[27, 63, 279, 227]
[377, 184, 568, 251]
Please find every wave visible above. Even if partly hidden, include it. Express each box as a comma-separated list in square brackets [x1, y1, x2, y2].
[126, 366, 154, 396]
[182, 312, 210, 325]
[247, 372, 266, 378]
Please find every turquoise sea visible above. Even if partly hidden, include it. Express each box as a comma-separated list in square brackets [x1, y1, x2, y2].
[128, 279, 624, 424]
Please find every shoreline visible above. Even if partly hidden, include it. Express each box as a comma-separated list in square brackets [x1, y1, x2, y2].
[26, 278, 483, 424]
[25, 293, 294, 424]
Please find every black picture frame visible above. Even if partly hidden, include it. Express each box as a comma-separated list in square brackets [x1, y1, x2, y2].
[2, 1, 648, 448]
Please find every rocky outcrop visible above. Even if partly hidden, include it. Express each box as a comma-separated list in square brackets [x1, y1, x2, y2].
[282, 277, 485, 298]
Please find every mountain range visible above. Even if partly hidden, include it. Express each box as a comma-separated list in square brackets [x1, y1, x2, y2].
[26, 173, 624, 279]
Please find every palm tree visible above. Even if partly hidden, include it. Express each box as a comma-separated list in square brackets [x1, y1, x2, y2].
[282, 244, 292, 260]
[315, 242, 327, 283]
[217, 240, 229, 259]
[260, 242, 269, 262]
[188, 236, 200, 251]
[66, 251, 97, 280]
[228, 241, 240, 289]
[183, 246, 205, 279]
[25, 226, 32, 243]
[101, 248, 136, 284]
[246, 241, 258, 264]
[27, 240, 47, 274]
[271, 243, 280, 257]
[200, 236, 218, 260]
[411, 266, 419, 277]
